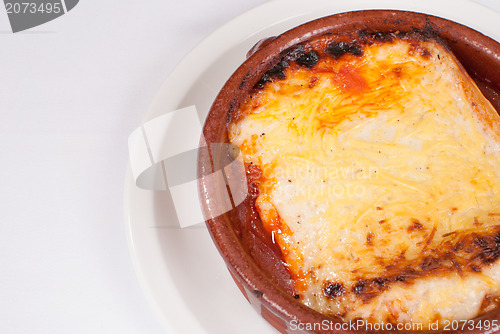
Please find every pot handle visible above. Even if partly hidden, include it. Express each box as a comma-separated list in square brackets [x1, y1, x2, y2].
[246, 36, 277, 59]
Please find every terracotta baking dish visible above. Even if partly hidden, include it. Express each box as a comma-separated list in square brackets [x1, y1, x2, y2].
[198, 10, 500, 334]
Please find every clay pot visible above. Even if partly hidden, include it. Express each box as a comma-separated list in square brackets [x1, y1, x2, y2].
[198, 10, 500, 334]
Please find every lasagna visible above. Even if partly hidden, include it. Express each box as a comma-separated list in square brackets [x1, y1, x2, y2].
[228, 31, 500, 327]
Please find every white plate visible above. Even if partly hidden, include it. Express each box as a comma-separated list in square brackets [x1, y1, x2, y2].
[124, 1, 500, 333]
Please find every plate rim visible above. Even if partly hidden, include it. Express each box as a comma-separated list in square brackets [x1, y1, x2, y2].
[124, 1, 500, 333]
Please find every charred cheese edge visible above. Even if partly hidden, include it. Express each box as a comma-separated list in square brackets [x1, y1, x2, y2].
[229, 32, 500, 327]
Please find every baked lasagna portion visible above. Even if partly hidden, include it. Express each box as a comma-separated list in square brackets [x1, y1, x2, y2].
[228, 31, 500, 327]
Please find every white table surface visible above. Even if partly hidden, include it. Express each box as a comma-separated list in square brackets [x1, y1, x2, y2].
[0, 1, 499, 333]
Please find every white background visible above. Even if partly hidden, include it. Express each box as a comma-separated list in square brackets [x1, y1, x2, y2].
[0, 1, 498, 333]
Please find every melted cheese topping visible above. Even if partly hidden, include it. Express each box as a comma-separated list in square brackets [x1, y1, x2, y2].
[229, 36, 500, 327]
